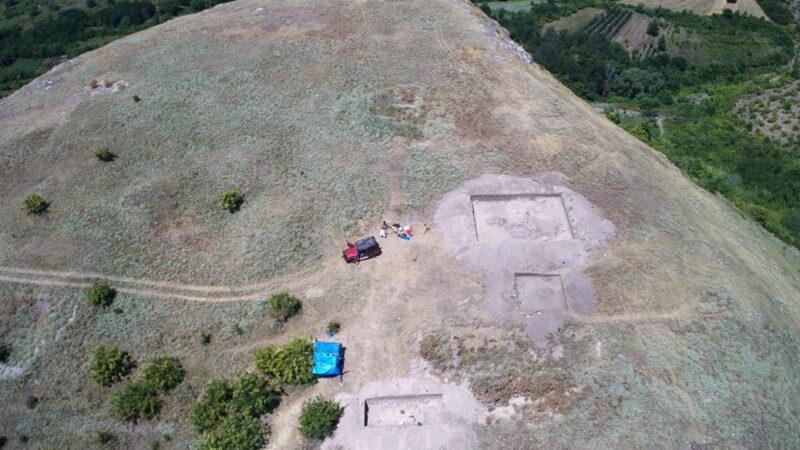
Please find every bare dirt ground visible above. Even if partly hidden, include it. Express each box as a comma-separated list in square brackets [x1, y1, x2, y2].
[1, 0, 800, 448]
[544, 7, 604, 32]
[620, 0, 768, 18]
[613, 12, 655, 54]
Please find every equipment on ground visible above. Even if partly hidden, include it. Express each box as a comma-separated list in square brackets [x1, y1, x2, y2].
[343, 236, 382, 263]
[312, 340, 343, 377]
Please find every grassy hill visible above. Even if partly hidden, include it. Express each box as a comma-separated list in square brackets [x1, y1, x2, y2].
[1, 0, 799, 448]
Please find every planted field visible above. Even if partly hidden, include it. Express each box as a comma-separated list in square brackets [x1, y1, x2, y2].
[736, 80, 800, 146]
[585, 8, 633, 38]
[544, 7, 604, 32]
[612, 12, 655, 54]
[619, 0, 768, 18]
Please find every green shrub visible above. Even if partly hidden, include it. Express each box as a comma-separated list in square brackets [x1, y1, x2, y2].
[218, 190, 244, 213]
[253, 338, 314, 385]
[139, 356, 185, 393]
[268, 292, 301, 322]
[298, 396, 341, 440]
[94, 147, 116, 162]
[199, 332, 212, 345]
[21, 193, 48, 214]
[25, 395, 38, 409]
[191, 379, 233, 432]
[88, 346, 133, 386]
[230, 373, 281, 417]
[0, 342, 10, 363]
[96, 431, 117, 446]
[327, 321, 341, 335]
[85, 282, 116, 307]
[195, 413, 266, 450]
[110, 381, 161, 420]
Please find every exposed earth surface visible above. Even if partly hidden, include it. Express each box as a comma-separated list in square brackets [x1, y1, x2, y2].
[1, 0, 800, 448]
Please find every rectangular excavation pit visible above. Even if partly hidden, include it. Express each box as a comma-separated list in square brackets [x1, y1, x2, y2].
[471, 194, 574, 243]
[515, 273, 567, 314]
[363, 394, 444, 428]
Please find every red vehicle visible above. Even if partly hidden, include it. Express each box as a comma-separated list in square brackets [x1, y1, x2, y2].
[343, 236, 382, 263]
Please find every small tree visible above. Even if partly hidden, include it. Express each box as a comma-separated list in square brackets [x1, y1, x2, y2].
[195, 413, 266, 450]
[646, 20, 659, 36]
[110, 381, 162, 420]
[253, 338, 314, 385]
[230, 373, 281, 417]
[139, 356, 185, 393]
[191, 379, 233, 432]
[21, 193, 48, 214]
[218, 190, 244, 213]
[95, 147, 116, 162]
[298, 396, 341, 440]
[268, 292, 302, 322]
[88, 345, 134, 386]
[86, 282, 117, 307]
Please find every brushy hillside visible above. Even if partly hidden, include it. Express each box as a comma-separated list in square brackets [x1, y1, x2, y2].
[1, 0, 799, 448]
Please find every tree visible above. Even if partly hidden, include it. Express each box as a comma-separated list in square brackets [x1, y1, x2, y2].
[95, 147, 116, 162]
[21, 193, 48, 214]
[85, 282, 117, 307]
[110, 381, 161, 420]
[298, 396, 341, 440]
[191, 379, 233, 432]
[268, 292, 301, 322]
[0, 342, 10, 363]
[646, 20, 659, 36]
[253, 338, 314, 385]
[139, 356, 185, 393]
[195, 413, 266, 450]
[218, 190, 243, 213]
[88, 346, 133, 386]
[230, 373, 281, 417]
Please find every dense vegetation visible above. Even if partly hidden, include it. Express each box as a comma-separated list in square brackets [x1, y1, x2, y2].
[268, 291, 302, 322]
[298, 396, 341, 440]
[85, 282, 116, 307]
[253, 338, 315, 385]
[0, 0, 233, 96]
[88, 345, 133, 386]
[487, 1, 800, 247]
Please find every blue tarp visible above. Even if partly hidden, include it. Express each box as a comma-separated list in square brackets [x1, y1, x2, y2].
[312, 340, 343, 377]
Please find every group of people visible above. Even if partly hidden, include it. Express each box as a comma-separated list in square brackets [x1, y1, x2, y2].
[380, 221, 430, 239]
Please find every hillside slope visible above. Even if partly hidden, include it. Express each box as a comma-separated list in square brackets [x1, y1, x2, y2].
[1, 0, 800, 448]
[620, 0, 768, 18]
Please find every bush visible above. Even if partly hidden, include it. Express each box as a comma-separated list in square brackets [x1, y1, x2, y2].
[230, 373, 281, 417]
[195, 413, 266, 450]
[95, 147, 116, 162]
[253, 338, 314, 385]
[110, 381, 162, 420]
[25, 395, 38, 409]
[96, 431, 117, 446]
[199, 331, 212, 345]
[0, 342, 10, 363]
[298, 396, 341, 440]
[88, 346, 133, 386]
[327, 321, 341, 335]
[191, 379, 232, 432]
[85, 282, 116, 307]
[21, 193, 48, 214]
[218, 190, 243, 213]
[268, 292, 301, 322]
[139, 356, 184, 393]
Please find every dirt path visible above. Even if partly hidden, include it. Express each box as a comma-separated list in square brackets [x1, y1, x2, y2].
[0, 264, 316, 301]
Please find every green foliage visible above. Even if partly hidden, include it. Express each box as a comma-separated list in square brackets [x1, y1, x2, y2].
[95, 147, 116, 162]
[199, 331, 212, 345]
[253, 338, 314, 385]
[191, 379, 232, 432]
[110, 381, 161, 420]
[0, 342, 9, 363]
[298, 396, 341, 440]
[138, 356, 185, 393]
[194, 413, 266, 450]
[327, 320, 341, 334]
[96, 431, 117, 446]
[646, 20, 659, 36]
[754, 0, 793, 24]
[88, 345, 133, 386]
[21, 193, 48, 214]
[230, 373, 281, 417]
[25, 395, 38, 409]
[268, 291, 301, 322]
[218, 189, 243, 212]
[85, 282, 116, 307]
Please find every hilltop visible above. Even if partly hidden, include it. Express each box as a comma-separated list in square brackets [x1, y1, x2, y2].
[1, 0, 800, 448]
